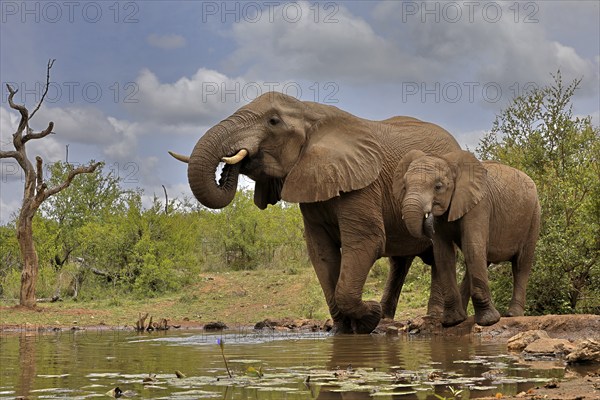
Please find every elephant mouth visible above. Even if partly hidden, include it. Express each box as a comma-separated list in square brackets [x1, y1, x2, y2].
[217, 148, 270, 185]
[239, 153, 268, 181]
[423, 212, 435, 240]
[216, 148, 249, 186]
[217, 162, 239, 187]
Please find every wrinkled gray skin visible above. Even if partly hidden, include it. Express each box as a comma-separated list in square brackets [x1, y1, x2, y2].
[181, 92, 461, 334]
[393, 150, 541, 326]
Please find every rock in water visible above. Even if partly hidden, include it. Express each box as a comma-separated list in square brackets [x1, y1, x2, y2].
[566, 339, 600, 364]
[507, 330, 550, 351]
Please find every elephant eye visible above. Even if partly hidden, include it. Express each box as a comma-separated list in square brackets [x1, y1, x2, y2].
[434, 182, 444, 191]
[268, 116, 281, 126]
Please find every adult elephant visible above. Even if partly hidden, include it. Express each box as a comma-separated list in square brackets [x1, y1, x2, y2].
[392, 150, 541, 326]
[170, 92, 461, 333]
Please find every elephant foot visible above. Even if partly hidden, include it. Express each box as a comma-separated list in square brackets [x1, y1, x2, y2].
[381, 303, 396, 320]
[331, 317, 353, 335]
[442, 308, 467, 327]
[426, 303, 444, 319]
[474, 306, 501, 326]
[504, 304, 525, 317]
[350, 301, 382, 334]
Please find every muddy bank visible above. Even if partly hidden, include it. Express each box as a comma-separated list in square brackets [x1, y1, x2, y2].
[384, 314, 600, 341]
[2, 313, 599, 340]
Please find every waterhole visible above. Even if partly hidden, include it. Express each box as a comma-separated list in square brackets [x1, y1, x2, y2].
[0, 329, 579, 399]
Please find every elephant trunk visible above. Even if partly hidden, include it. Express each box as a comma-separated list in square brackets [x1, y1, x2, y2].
[188, 120, 245, 209]
[402, 194, 433, 239]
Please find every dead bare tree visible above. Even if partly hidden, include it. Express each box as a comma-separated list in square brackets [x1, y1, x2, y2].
[0, 60, 100, 308]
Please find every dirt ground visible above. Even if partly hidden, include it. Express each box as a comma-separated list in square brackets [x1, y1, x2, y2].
[401, 314, 600, 341]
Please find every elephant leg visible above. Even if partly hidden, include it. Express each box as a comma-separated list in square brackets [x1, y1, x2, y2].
[418, 248, 444, 318]
[302, 221, 350, 334]
[506, 247, 535, 317]
[335, 197, 385, 334]
[462, 230, 500, 326]
[459, 269, 470, 315]
[431, 240, 466, 326]
[380, 256, 414, 319]
[335, 241, 382, 334]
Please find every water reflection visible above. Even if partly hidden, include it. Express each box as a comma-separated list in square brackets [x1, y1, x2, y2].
[16, 334, 37, 398]
[0, 330, 572, 400]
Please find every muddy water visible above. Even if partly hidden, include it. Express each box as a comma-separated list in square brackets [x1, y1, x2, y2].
[0, 329, 575, 399]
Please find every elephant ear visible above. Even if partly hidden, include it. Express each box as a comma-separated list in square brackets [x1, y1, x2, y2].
[280, 119, 383, 203]
[443, 150, 487, 222]
[392, 149, 427, 201]
[254, 178, 284, 210]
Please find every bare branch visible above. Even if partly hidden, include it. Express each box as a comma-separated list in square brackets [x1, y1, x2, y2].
[162, 184, 169, 214]
[22, 121, 55, 143]
[35, 156, 44, 189]
[0, 150, 21, 160]
[6, 84, 28, 119]
[6, 84, 28, 139]
[29, 59, 55, 121]
[43, 162, 101, 200]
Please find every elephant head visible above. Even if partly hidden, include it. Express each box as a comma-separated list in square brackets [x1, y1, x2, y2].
[393, 150, 487, 239]
[171, 92, 384, 209]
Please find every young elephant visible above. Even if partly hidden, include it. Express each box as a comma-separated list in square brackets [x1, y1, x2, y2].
[393, 150, 541, 326]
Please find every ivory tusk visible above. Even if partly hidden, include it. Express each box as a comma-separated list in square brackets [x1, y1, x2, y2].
[168, 151, 190, 163]
[222, 149, 248, 165]
[424, 212, 430, 219]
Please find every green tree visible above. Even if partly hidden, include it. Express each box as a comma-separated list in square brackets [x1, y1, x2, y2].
[478, 72, 600, 314]
[39, 161, 125, 270]
[218, 190, 266, 270]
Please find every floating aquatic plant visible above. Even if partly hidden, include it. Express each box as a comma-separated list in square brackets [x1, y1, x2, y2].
[246, 366, 263, 378]
[434, 385, 463, 400]
[217, 338, 233, 378]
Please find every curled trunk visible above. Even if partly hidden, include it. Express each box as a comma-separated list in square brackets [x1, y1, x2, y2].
[402, 196, 428, 239]
[188, 124, 241, 209]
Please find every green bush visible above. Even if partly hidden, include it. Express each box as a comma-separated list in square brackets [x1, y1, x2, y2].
[478, 72, 600, 314]
[298, 274, 327, 319]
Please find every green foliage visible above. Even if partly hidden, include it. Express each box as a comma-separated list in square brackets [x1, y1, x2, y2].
[478, 72, 600, 314]
[1, 163, 308, 302]
[395, 258, 432, 311]
[298, 273, 327, 319]
[206, 190, 305, 271]
[0, 225, 20, 296]
[434, 385, 463, 400]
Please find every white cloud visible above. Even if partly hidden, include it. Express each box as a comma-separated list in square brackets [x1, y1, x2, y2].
[147, 33, 186, 50]
[105, 117, 141, 161]
[0, 106, 19, 143]
[2, 104, 147, 165]
[213, 1, 598, 98]
[35, 106, 120, 146]
[226, 1, 434, 83]
[370, 2, 599, 99]
[126, 67, 249, 126]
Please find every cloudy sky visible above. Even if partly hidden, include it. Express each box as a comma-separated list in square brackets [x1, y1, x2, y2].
[1, 1, 598, 223]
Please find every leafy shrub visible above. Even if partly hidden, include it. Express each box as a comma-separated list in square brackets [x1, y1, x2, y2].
[478, 72, 600, 314]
